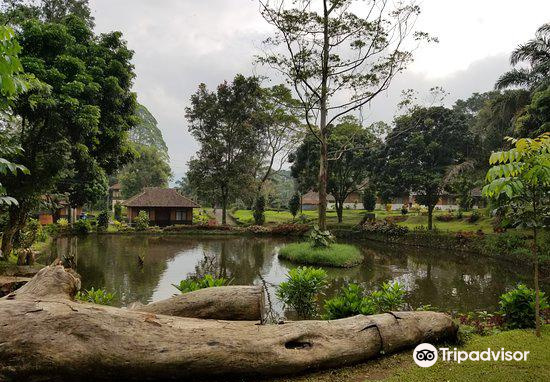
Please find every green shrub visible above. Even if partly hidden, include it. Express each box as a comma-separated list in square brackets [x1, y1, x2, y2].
[484, 232, 529, 257]
[324, 284, 375, 319]
[73, 219, 92, 235]
[362, 220, 409, 236]
[97, 210, 110, 231]
[193, 209, 210, 224]
[114, 202, 122, 221]
[253, 195, 266, 225]
[324, 282, 406, 320]
[134, 210, 149, 231]
[43, 223, 59, 237]
[468, 210, 481, 223]
[310, 225, 335, 248]
[57, 218, 69, 229]
[172, 274, 228, 293]
[289, 192, 301, 218]
[76, 287, 115, 305]
[362, 189, 376, 211]
[278, 242, 362, 267]
[499, 284, 549, 329]
[370, 281, 406, 312]
[20, 219, 44, 248]
[276, 266, 328, 319]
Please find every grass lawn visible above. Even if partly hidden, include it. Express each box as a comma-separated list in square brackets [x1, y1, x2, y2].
[265, 326, 550, 382]
[398, 213, 494, 233]
[278, 242, 363, 267]
[232, 208, 495, 233]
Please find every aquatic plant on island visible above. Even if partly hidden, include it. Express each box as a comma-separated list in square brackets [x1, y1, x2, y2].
[278, 226, 362, 267]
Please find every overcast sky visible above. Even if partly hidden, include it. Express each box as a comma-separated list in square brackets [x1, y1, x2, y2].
[90, 0, 550, 182]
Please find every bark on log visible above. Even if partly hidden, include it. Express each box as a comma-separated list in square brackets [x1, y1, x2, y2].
[131, 285, 264, 321]
[0, 266, 458, 381]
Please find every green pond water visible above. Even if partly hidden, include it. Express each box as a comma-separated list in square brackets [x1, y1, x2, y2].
[47, 234, 547, 318]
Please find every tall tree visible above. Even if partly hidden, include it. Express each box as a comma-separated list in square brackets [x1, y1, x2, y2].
[185, 75, 264, 224]
[0, 25, 30, 209]
[258, 0, 434, 230]
[374, 107, 471, 229]
[0, 0, 94, 26]
[1, 15, 136, 254]
[119, 145, 172, 199]
[496, 23, 550, 91]
[255, 84, 302, 193]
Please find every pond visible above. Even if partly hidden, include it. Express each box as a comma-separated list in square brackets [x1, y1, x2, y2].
[47, 234, 546, 318]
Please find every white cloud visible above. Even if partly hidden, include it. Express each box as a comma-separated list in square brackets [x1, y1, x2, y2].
[88, 0, 550, 181]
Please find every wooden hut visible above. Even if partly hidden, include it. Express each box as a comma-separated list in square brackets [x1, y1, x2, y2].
[123, 187, 199, 226]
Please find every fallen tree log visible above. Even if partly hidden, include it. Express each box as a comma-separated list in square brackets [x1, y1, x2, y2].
[0, 275, 32, 297]
[131, 285, 264, 320]
[0, 266, 458, 381]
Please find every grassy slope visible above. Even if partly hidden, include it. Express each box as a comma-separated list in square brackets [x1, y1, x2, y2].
[264, 326, 550, 382]
[232, 209, 494, 233]
[278, 242, 363, 267]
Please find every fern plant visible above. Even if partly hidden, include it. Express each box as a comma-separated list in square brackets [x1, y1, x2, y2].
[172, 274, 228, 294]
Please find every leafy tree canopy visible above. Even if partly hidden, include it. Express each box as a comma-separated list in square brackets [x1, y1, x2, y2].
[374, 106, 472, 229]
[119, 144, 172, 199]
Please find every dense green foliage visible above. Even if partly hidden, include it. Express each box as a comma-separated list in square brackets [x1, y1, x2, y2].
[134, 210, 149, 231]
[75, 287, 115, 305]
[0, 5, 137, 255]
[186, 75, 264, 224]
[362, 188, 376, 211]
[374, 107, 472, 229]
[97, 210, 109, 231]
[119, 144, 171, 198]
[253, 195, 266, 225]
[290, 117, 376, 223]
[259, 0, 432, 230]
[324, 282, 406, 320]
[276, 266, 328, 319]
[278, 242, 362, 267]
[113, 202, 122, 221]
[499, 284, 549, 330]
[172, 274, 229, 294]
[72, 218, 91, 235]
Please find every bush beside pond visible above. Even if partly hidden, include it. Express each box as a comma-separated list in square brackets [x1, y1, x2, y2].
[278, 242, 362, 267]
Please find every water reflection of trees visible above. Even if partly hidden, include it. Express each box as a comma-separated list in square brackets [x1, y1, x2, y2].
[51, 235, 547, 314]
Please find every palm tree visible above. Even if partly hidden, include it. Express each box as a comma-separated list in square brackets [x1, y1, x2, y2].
[496, 23, 550, 90]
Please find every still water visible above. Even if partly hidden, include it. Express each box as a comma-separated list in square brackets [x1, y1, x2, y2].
[49, 234, 546, 317]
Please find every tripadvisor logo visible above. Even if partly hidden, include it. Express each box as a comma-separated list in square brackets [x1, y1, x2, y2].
[413, 343, 530, 367]
[413, 343, 438, 367]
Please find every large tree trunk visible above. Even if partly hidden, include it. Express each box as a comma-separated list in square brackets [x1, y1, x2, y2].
[0, 266, 457, 381]
[132, 285, 264, 321]
[336, 199, 344, 223]
[0, 204, 28, 257]
[427, 204, 435, 230]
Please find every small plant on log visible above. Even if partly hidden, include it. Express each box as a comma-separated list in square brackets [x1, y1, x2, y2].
[276, 266, 327, 319]
[173, 274, 229, 294]
[324, 282, 406, 320]
[76, 287, 115, 305]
